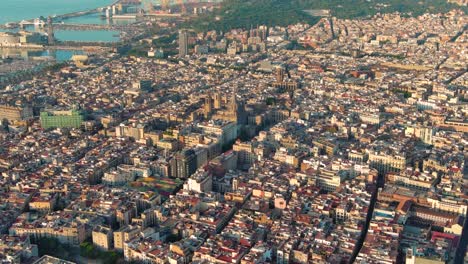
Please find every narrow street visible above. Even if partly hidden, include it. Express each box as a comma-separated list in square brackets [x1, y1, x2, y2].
[349, 182, 379, 264]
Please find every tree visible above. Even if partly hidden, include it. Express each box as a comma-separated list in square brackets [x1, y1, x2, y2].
[34, 237, 70, 260]
[266, 97, 276, 106]
[166, 233, 182, 243]
[80, 242, 122, 263]
[1, 118, 9, 132]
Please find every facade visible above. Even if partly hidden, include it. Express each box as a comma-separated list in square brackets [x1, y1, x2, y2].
[405, 125, 435, 144]
[314, 169, 343, 191]
[359, 112, 384, 125]
[233, 141, 255, 166]
[185, 170, 213, 193]
[427, 198, 468, 216]
[444, 119, 468, 133]
[170, 149, 197, 179]
[0, 105, 33, 122]
[10, 222, 86, 245]
[198, 120, 238, 147]
[368, 152, 407, 175]
[29, 193, 57, 212]
[194, 44, 209, 54]
[92, 225, 113, 251]
[194, 147, 208, 168]
[115, 123, 145, 140]
[0, 32, 20, 45]
[114, 226, 140, 252]
[386, 170, 437, 190]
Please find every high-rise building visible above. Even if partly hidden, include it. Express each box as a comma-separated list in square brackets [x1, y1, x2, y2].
[170, 149, 197, 179]
[178, 30, 188, 57]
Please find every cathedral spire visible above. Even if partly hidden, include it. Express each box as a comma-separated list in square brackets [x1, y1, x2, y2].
[229, 87, 238, 113]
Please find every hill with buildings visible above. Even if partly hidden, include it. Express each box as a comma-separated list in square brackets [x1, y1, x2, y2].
[189, 0, 467, 31]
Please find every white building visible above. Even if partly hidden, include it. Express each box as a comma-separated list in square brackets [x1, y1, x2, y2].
[184, 169, 213, 193]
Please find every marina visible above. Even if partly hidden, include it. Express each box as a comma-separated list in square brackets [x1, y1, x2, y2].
[54, 30, 121, 43]
[0, 48, 83, 62]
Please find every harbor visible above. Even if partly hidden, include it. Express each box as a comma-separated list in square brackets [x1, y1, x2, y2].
[0, 0, 143, 45]
[0, 0, 214, 62]
[0, 0, 218, 46]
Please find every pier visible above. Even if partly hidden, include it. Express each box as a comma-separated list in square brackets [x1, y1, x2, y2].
[0, 44, 112, 52]
[49, 23, 138, 31]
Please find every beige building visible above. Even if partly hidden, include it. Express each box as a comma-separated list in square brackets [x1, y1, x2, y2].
[29, 194, 57, 212]
[368, 152, 407, 175]
[198, 120, 238, 147]
[92, 225, 113, 251]
[386, 170, 437, 190]
[359, 112, 384, 125]
[183, 133, 204, 148]
[0, 105, 33, 122]
[233, 140, 258, 166]
[157, 138, 179, 151]
[11, 222, 86, 245]
[427, 198, 468, 216]
[116, 123, 145, 141]
[314, 169, 343, 191]
[114, 225, 140, 252]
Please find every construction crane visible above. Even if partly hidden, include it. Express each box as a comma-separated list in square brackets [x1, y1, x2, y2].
[161, 0, 169, 11]
[147, 3, 155, 13]
[142, 0, 186, 14]
[141, 0, 154, 13]
[177, 0, 186, 14]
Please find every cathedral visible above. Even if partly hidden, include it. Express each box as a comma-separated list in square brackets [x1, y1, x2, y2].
[204, 91, 246, 125]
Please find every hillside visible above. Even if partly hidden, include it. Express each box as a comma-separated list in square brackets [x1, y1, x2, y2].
[188, 0, 467, 31]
